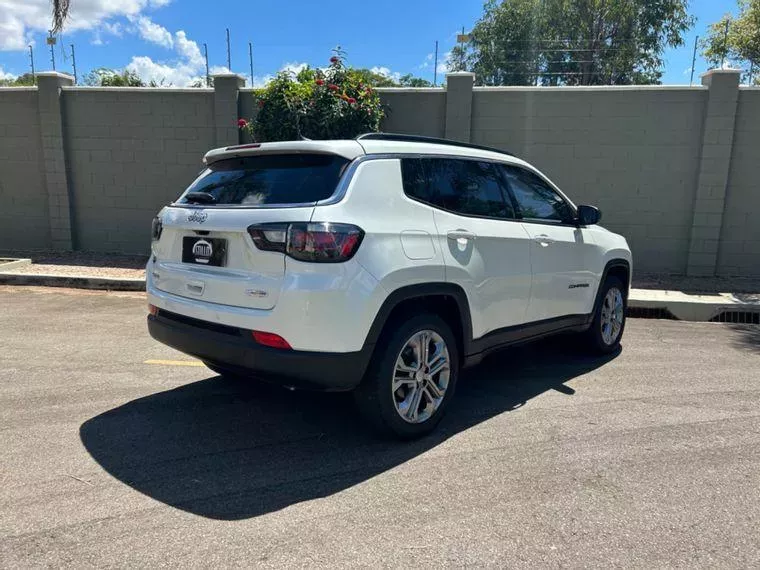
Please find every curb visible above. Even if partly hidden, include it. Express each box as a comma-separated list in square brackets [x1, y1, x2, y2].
[0, 258, 32, 271]
[629, 288, 760, 322]
[0, 272, 145, 291]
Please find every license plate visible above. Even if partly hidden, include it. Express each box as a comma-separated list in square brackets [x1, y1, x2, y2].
[182, 237, 228, 266]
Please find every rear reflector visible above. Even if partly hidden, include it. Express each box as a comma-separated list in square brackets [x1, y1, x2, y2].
[252, 330, 292, 350]
[148, 304, 159, 316]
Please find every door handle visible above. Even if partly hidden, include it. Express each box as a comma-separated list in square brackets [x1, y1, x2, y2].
[533, 234, 555, 246]
[447, 230, 477, 241]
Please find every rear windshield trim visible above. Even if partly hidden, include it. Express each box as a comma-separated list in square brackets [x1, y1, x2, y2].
[173, 153, 350, 209]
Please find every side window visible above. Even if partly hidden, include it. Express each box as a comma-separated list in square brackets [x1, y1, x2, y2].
[400, 158, 435, 204]
[501, 165, 574, 223]
[401, 158, 515, 219]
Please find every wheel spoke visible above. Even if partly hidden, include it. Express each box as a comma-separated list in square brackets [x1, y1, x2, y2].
[427, 355, 449, 377]
[425, 378, 443, 399]
[392, 376, 415, 392]
[419, 332, 429, 369]
[405, 385, 422, 422]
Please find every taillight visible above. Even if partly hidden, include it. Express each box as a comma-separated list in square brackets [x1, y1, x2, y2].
[252, 330, 292, 349]
[247, 222, 364, 263]
[151, 216, 163, 241]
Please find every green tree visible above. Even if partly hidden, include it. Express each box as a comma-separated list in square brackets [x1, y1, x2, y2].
[246, 51, 385, 141]
[398, 74, 433, 87]
[461, 0, 694, 86]
[701, 0, 760, 83]
[84, 68, 146, 87]
[352, 68, 399, 87]
[0, 73, 37, 86]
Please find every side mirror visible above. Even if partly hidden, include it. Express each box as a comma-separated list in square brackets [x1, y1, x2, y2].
[577, 204, 601, 226]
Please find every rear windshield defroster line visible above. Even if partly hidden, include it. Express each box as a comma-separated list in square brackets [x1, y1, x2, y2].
[176, 154, 350, 207]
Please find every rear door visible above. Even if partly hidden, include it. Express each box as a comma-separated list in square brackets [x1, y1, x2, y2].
[403, 158, 532, 339]
[500, 164, 599, 321]
[151, 153, 349, 309]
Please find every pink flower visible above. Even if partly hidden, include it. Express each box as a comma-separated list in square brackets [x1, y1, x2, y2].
[347, 97, 356, 104]
[237, 118, 248, 128]
[315, 79, 325, 86]
[330, 56, 339, 64]
[328, 84, 339, 91]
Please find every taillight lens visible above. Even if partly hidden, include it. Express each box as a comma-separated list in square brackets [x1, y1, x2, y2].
[252, 330, 292, 349]
[247, 222, 363, 263]
[151, 216, 163, 241]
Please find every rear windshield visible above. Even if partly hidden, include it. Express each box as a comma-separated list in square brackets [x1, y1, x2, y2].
[177, 154, 349, 206]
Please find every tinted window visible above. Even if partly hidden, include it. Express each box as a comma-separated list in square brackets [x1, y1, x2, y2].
[502, 166, 573, 222]
[178, 154, 348, 206]
[400, 158, 435, 203]
[401, 158, 515, 219]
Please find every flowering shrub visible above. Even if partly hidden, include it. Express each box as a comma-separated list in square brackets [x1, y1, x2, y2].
[243, 50, 384, 141]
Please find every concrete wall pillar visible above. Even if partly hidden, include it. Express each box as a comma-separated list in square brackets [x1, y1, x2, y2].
[36, 71, 75, 250]
[213, 73, 245, 147]
[686, 69, 741, 276]
[444, 72, 475, 142]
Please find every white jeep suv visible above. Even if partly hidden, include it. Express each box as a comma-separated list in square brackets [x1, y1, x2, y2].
[147, 133, 631, 438]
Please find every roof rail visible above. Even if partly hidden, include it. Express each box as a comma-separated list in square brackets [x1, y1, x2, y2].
[355, 132, 515, 157]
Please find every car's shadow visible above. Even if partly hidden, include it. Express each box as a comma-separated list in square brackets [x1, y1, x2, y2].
[80, 336, 619, 520]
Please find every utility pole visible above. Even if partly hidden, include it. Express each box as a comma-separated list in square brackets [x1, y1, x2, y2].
[433, 40, 438, 87]
[690, 35, 699, 86]
[29, 45, 35, 84]
[47, 31, 56, 71]
[70, 44, 77, 84]
[226, 28, 231, 70]
[249, 42, 254, 86]
[750, 61, 755, 86]
[203, 43, 210, 86]
[720, 20, 729, 68]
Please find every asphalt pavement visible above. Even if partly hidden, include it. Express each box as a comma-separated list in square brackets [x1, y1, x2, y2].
[1, 285, 759, 568]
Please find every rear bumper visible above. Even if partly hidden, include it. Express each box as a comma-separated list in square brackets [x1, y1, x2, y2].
[147, 309, 372, 391]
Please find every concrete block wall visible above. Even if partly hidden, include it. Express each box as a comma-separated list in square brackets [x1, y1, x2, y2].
[376, 89, 446, 138]
[0, 88, 49, 249]
[717, 88, 760, 276]
[62, 87, 216, 253]
[0, 69, 756, 276]
[471, 86, 707, 273]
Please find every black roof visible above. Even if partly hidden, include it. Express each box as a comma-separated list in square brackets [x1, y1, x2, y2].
[355, 132, 515, 158]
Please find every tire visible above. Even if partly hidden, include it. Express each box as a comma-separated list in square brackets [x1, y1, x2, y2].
[354, 313, 460, 439]
[586, 276, 627, 354]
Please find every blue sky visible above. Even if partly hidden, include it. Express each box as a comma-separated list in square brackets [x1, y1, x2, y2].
[0, 0, 743, 86]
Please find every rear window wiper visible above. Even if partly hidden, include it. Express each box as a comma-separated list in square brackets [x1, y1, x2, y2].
[184, 192, 217, 204]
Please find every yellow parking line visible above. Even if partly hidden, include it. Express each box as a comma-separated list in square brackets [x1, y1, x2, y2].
[144, 359, 205, 367]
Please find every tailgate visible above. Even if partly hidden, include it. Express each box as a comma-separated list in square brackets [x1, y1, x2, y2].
[151, 206, 313, 309]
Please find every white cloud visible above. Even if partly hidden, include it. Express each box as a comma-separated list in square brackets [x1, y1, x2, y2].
[0, 66, 17, 80]
[280, 61, 308, 76]
[125, 29, 226, 87]
[251, 74, 273, 87]
[126, 56, 202, 86]
[437, 51, 453, 74]
[371, 65, 401, 83]
[174, 30, 204, 68]
[91, 21, 123, 46]
[419, 53, 434, 69]
[0, 0, 167, 51]
[134, 16, 172, 48]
